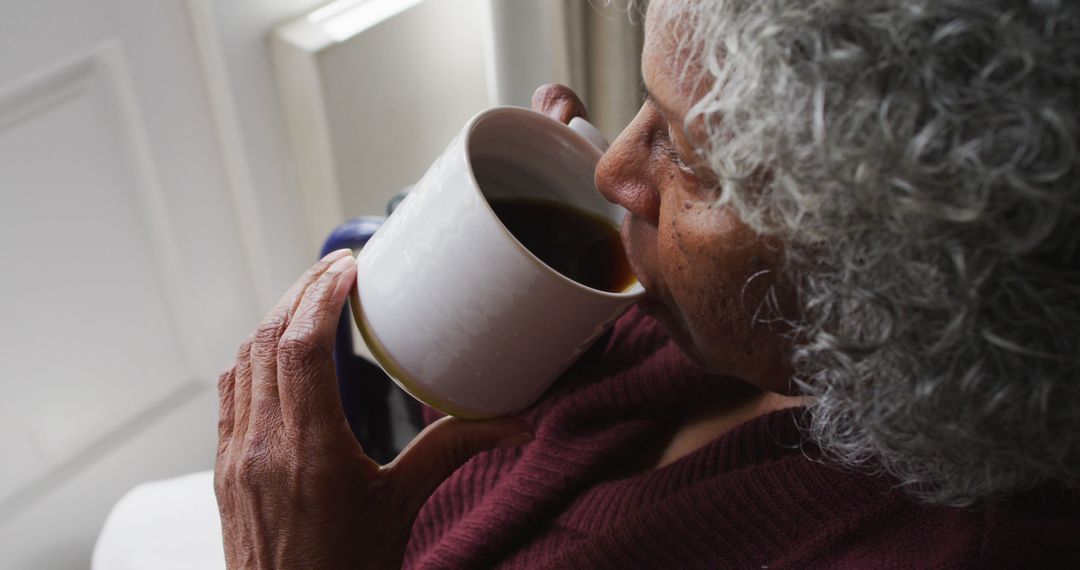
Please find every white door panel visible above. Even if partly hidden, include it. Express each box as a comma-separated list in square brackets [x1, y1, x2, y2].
[0, 1, 260, 566]
[3, 0, 261, 376]
[0, 43, 197, 507]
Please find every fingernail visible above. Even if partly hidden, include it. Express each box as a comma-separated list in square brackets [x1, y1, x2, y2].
[554, 100, 571, 120]
[322, 248, 352, 262]
[326, 254, 355, 275]
[494, 432, 534, 449]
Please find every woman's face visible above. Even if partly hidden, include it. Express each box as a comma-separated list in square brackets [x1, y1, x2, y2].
[596, 0, 794, 393]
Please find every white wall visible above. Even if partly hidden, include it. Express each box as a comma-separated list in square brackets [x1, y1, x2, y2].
[187, 0, 328, 310]
[486, 1, 576, 107]
[272, 0, 496, 251]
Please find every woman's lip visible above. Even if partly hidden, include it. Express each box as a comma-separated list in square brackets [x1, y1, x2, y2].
[619, 214, 654, 294]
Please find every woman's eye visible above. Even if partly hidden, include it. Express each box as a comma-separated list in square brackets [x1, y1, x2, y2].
[661, 126, 683, 163]
[663, 125, 697, 176]
[665, 145, 684, 165]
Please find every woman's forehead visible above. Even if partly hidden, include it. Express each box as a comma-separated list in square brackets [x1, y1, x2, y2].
[642, 0, 708, 121]
[641, 2, 680, 106]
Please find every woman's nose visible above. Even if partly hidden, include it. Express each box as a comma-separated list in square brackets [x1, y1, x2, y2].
[594, 107, 661, 224]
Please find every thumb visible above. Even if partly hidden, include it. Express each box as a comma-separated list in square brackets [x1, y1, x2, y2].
[385, 415, 533, 505]
[531, 83, 589, 125]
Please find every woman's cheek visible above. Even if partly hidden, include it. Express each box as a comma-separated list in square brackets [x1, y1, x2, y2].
[621, 213, 660, 292]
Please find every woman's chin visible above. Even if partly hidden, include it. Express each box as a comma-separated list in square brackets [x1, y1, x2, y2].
[637, 297, 709, 369]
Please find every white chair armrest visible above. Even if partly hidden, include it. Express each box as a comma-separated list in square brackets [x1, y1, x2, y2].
[92, 471, 225, 570]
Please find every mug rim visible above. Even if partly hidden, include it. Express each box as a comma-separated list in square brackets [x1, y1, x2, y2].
[461, 106, 645, 300]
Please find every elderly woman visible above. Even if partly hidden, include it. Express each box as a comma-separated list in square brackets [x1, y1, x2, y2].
[214, 0, 1080, 566]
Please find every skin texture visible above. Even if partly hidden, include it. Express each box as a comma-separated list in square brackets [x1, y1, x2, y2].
[595, 0, 796, 395]
[529, 82, 802, 469]
[214, 249, 532, 569]
[536, 0, 806, 465]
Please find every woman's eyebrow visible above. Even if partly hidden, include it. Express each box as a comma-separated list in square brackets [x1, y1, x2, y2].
[640, 79, 674, 120]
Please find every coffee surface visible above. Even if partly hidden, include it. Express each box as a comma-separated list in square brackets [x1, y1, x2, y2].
[488, 198, 635, 293]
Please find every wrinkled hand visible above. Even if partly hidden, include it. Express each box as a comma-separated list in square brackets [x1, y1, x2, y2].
[215, 249, 532, 569]
[531, 83, 590, 125]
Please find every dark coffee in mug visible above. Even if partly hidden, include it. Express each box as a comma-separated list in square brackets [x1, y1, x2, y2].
[470, 156, 635, 294]
[355, 107, 644, 419]
[487, 197, 635, 293]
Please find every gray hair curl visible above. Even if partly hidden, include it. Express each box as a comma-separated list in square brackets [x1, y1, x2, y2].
[660, 0, 1080, 505]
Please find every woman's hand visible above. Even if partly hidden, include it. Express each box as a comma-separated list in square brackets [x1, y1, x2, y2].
[531, 83, 589, 124]
[215, 249, 533, 569]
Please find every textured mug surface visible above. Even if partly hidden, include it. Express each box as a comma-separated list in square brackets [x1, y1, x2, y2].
[354, 107, 645, 419]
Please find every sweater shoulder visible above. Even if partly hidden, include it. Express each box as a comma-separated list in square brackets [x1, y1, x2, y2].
[801, 483, 1080, 568]
[972, 488, 1080, 567]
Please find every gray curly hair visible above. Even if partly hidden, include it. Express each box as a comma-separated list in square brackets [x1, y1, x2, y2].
[646, 0, 1080, 505]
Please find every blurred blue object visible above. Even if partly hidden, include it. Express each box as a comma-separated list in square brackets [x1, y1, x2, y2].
[319, 215, 406, 465]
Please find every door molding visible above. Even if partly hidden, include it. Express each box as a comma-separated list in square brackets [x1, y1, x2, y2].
[185, 0, 278, 311]
[0, 39, 208, 521]
[0, 40, 205, 375]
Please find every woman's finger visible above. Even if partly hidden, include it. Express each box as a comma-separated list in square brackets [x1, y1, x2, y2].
[386, 416, 533, 513]
[247, 249, 353, 439]
[531, 83, 589, 125]
[274, 249, 355, 326]
[276, 254, 356, 430]
[231, 336, 254, 445]
[217, 363, 237, 454]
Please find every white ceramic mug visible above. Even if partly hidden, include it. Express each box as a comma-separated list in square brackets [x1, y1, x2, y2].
[352, 107, 645, 419]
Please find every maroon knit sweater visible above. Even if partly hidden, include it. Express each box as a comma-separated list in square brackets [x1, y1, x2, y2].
[404, 308, 1080, 568]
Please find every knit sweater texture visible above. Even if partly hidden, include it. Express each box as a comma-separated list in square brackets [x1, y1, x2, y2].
[404, 308, 1080, 568]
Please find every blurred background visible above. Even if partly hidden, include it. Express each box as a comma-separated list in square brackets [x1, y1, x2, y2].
[0, 0, 641, 567]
